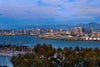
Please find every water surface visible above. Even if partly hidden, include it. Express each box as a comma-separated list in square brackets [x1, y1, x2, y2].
[0, 35, 100, 67]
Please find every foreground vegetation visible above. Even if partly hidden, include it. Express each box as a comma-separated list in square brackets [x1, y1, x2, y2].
[0, 43, 32, 51]
[11, 43, 100, 67]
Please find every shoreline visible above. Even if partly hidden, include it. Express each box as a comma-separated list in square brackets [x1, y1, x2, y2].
[36, 37, 100, 41]
[0, 51, 32, 57]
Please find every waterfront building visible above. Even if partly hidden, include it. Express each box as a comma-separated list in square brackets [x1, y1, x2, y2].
[97, 33, 100, 36]
[45, 33, 54, 37]
[92, 32, 100, 37]
[91, 34, 96, 37]
[90, 32, 100, 37]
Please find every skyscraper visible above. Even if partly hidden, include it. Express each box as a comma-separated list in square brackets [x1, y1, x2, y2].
[74, 27, 78, 34]
[32, 28, 34, 32]
[60, 28, 62, 33]
[36, 28, 40, 34]
[24, 29, 26, 34]
[11, 30, 15, 35]
[50, 29, 54, 33]
[71, 28, 73, 33]
[91, 28, 93, 34]
[78, 27, 82, 35]
[49, 27, 51, 33]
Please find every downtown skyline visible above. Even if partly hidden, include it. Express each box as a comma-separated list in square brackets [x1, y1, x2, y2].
[0, 0, 100, 26]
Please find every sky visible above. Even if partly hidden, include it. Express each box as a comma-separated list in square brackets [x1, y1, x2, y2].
[0, 0, 100, 26]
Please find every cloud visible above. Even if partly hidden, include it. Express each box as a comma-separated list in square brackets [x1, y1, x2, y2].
[0, 0, 100, 25]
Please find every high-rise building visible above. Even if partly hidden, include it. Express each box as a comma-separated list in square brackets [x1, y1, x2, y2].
[48, 27, 54, 33]
[50, 29, 54, 33]
[74, 27, 78, 34]
[91, 28, 93, 34]
[36, 28, 40, 34]
[60, 28, 62, 33]
[55, 30, 58, 33]
[32, 28, 34, 32]
[49, 27, 51, 32]
[66, 29, 69, 32]
[26, 29, 29, 33]
[78, 27, 82, 35]
[82, 28, 85, 33]
[66, 29, 71, 34]
[71, 28, 73, 32]
[11, 30, 15, 35]
[24, 29, 26, 34]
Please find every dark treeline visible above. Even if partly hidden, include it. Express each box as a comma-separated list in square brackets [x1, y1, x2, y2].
[0, 43, 31, 51]
[11, 43, 100, 67]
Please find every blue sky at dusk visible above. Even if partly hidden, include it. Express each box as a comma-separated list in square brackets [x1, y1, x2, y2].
[0, 0, 100, 26]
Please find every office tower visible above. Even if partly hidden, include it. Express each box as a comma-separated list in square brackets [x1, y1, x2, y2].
[74, 27, 77, 34]
[50, 29, 54, 33]
[49, 27, 51, 32]
[60, 28, 62, 33]
[32, 28, 34, 32]
[26, 29, 29, 33]
[71, 28, 73, 32]
[91, 28, 93, 34]
[78, 27, 82, 35]
[66, 29, 71, 34]
[36, 28, 40, 34]
[11, 30, 15, 35]
[82, 28, 85, 33]
[24, 29, 26, 34]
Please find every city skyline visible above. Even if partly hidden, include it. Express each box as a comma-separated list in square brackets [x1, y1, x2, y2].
[0, 0, 100, 26]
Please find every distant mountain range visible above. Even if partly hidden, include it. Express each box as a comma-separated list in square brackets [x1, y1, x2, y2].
[16, 22, 100, 30]
[16, 24, 71, 30]
[77, 22, 100, 30]
[0, 22, 100, 30]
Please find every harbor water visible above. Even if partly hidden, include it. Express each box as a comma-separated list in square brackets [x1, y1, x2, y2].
[0, 35, 100, 67]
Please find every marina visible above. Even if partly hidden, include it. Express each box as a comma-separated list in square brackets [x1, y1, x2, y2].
[0, 35, 100, 67]
[0, 50, 32, 56]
